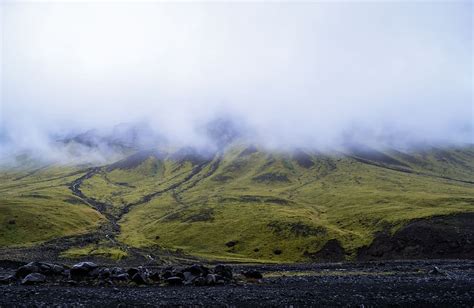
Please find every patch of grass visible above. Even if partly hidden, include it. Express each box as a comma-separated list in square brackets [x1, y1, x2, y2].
[61, 245, 128, 260]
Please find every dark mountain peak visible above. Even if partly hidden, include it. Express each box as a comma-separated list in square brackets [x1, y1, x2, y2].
[106, 149, 165, 171]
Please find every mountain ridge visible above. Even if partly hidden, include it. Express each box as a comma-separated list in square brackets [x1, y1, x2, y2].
[0, 141, 473, 263]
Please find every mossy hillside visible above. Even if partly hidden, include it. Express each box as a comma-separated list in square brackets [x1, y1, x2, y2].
[0, 198, 103, 247]
[79, 158, 197, 215]
[0, 166, 105, 247]
[117, 146, 474, 262]
[1, 145, 473, 262]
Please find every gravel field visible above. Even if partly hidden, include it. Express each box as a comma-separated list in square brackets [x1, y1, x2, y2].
[1, 259, 473, 307]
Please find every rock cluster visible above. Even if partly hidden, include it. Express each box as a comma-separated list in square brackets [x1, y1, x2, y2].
[0, 261, 262, 287]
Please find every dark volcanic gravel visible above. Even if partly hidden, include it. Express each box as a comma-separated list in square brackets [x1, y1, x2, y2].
[1, 260, 473, 307]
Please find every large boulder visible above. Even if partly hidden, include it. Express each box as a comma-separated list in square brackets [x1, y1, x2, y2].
[15, 262, 65, 278]
[214, 264, 233, 280]
[70, 262, 98, 280]
[38, 262, 65, 276]
[182, 271, 196, 285]
[15, 262, 40, 278]
[184, 264, 209, 277]
[131, 272, 147, 285]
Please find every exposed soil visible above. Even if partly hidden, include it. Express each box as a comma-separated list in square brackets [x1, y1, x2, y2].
[1, 260, 473, 306]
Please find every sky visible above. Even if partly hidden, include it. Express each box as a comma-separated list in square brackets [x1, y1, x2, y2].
[0, 1, 472, 160]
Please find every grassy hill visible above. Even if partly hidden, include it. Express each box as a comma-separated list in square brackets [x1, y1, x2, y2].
[1, 144, 473, 263]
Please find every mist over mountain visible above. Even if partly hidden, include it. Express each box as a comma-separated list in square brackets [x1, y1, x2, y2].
[0, 1, 472, 164]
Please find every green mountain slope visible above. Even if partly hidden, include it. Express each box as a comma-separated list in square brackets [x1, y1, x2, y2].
[1, 144, 473, 262]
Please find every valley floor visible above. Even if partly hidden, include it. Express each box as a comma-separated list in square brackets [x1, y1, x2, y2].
[1, 259, 473, 307]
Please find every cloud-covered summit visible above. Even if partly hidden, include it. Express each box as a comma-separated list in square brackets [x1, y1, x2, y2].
[0, 1, 472, 162]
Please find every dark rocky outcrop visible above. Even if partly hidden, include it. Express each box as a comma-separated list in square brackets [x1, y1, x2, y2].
[305, 239, 346, 262]
[357, 213, 474, 261]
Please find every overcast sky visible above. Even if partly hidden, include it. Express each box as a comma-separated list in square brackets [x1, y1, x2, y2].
[0, 1, 472, 156]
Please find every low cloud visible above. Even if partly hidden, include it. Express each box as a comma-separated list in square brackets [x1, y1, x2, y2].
[0, 1, 472, 163]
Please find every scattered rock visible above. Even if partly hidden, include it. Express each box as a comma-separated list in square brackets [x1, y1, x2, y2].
[15, 262, 40, 278]
[98, 268, 111, 279]
[6, 261, 241, 287]
[162, 271, 172, 279]
[21, 273, 46, 285]
[131, 272, 147, 285]
[429, 266, 450, 276]
[185, 264, 209, 277]
[112, 273, 129, 282]
[214, 264, 233, 280]
[166, 276, 183, 286]
[193, 276, 206, 286]
[206, 274, 217, 285]
[127, 268, 139, 277]
[182, 271, 196, 284]
[70, 262, 98, 280]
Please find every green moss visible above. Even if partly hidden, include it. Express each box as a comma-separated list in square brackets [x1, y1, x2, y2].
[61, 245, 128, 260]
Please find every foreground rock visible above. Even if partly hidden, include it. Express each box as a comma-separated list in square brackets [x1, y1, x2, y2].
[21, 273, 46, 285]
[4, 262, 249, 287]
